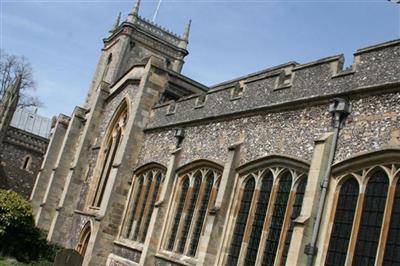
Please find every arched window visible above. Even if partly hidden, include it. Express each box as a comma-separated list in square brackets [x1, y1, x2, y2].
[353, 170, 389, 265]
[76, 223, 91, 256]
[383, 178, 400, 265]
[281, 177, 307, 266]
[166, 166, 221, 257]
[124, 167, 165, 243]
[92, 102, 128, 207]
[244, 172, 273, 265]
[227, 178, 256, 266]
[225, 157, 308, 266]
[325, 177, 359, 266]
[21, 155, 32, 171]
[262, 172, 292, 266]
[102, 53, 113, 82]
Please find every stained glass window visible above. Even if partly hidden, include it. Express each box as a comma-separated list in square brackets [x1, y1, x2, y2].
[281, 177, 307, 266]
[353, 170, 389, 266]
[244, 172, 273, 265]
[227, 178, 256, 266]
[383, 178, 400, 265]
[262, 172, 292, 266]
[325, 177, 359, 266]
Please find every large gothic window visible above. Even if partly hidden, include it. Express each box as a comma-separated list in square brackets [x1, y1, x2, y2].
[323, 163, 400, 266]
[383, 178, 400, 265]
[325, 177, 359, 266]
[124, 166, 165, 243]
[353, 170, 389, 266]
[165, 166, 221, 257]
[225, 161, 308, 266]
[92, 102, 128, 207]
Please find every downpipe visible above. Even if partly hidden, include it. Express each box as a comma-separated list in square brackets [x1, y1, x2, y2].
[305, 98, 352, 266]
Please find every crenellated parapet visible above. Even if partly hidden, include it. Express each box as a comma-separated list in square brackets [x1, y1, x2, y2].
[4, 126, 49, 154]
[147, 39, 400, 130]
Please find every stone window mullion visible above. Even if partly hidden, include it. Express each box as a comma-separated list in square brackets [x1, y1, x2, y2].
[383, 176, 400, 265]
[254, 181, 279, 266]
[172, 179, 193, 252]
[274, 184, 296, 266]
[137, 173, 157, 242]
[376, 178, 398, 265]
[129, 175, 150, 239]
[238, 187, 260, 265]
[139, 172, 163, 243]
[184, 171, 209, 255]
[124, 175, 144, 238]
[93, 134, 117, 206]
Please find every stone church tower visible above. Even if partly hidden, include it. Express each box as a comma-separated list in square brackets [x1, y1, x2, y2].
[31, 0, 400, 265]
[0, 77, 51, 198]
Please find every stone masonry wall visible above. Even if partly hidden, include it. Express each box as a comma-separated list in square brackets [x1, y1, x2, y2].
[147, 40, 400, 130]
[0, 127, 48, 198]
[137, 91, 400, 171]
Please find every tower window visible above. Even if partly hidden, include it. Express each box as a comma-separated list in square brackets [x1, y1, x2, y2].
[129, 41, 135, 50]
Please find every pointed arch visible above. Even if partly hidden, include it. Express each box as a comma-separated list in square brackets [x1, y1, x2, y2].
[322, 149, 400, 265]
[76, 222, 92, 257]
[224, 154, 309, 266]
[92, 98, 130, 207]
[164, 159, 223, 257]
[122, 162, 166, 243]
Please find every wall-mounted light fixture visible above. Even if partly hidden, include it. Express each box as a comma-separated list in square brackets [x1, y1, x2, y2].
[174, 128, 185, 148]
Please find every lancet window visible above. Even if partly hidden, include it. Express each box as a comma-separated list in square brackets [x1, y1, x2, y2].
[324, 163, 400, 266]
[123, 166, 165, 243]
[165, 165, 222, 257]
[226, 163, 308, 266]
[92, 102, 128, 207]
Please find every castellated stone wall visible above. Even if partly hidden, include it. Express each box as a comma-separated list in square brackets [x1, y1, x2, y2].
[0, 127, 48, 198]
[137, 91, 400, 170]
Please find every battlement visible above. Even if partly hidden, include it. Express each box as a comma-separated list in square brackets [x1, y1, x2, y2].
[147, 39, 400, 130]
[4, 126, 49, 154]
[116, 15, 185, 49]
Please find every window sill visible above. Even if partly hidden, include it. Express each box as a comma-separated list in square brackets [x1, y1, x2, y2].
[155, 251, 197, 266]
[114, 239, 143, 252]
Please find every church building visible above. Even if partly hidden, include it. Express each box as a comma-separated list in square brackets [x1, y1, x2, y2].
[31, 1, 400, 265]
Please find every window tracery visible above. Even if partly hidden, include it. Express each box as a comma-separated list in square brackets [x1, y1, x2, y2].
[323, 163, 400, 266]
[123, 167, 165, 244]
[226, 164, 307, 266]
[165, 166, 222, 257]
[92, 102, 128, 208]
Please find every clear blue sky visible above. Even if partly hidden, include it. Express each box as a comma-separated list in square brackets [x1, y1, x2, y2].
[2, 0, 399, 118]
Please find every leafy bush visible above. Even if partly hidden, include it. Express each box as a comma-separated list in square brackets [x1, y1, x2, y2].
[0, 189, 60, 263]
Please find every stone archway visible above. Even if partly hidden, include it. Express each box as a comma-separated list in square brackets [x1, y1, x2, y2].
[76, 222, 91, 256]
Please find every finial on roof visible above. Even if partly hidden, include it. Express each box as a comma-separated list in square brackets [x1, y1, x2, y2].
[128, 0, 140, 23]
[109, 12, 121, 34]
[132, 0, 141, 16]
[182, 19, 191, 42]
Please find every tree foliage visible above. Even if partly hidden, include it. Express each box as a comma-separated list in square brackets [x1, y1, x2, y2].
[0, 189, 59, 263]
[0, 50, 42, 108]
